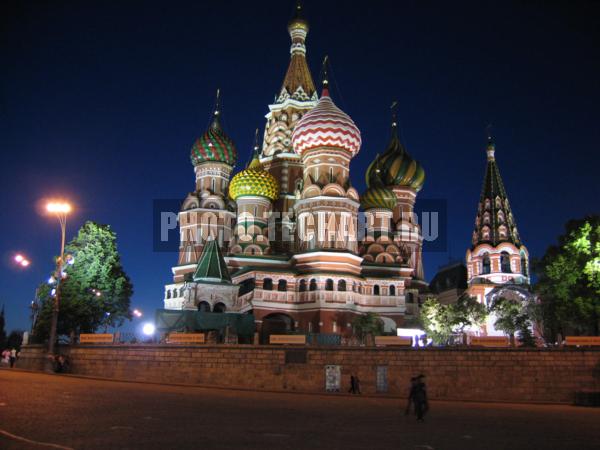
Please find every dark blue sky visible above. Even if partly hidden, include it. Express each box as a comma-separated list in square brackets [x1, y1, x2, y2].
[1, 0, 599, 332]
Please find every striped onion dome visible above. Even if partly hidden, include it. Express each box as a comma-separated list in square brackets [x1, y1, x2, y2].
[229, 142, 279, 202]
[291, 84, 361, 157]
[361, 184, 397, 210]
[366, 122, 425, 192]
[190, 102, 237, 167]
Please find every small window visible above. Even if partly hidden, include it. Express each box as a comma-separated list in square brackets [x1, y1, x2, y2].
[325, 279, 334, 291]
[389, 285, 395, 296]
[299, 279, 307, 292]
[501, 252, 511, 273]
[263, 278, 273, 290]
[309, 279, 317, 291]
[338, 280, 346, 291]
[374, 285, 380, 295]
[278, 279, 287, 291]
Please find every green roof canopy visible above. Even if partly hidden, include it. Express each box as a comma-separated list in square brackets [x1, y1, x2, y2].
[193, 239, 231, 283]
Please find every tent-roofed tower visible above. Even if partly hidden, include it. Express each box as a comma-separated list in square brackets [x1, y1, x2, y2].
[261, 1, 318, 243]
[465, 136, 531, 335]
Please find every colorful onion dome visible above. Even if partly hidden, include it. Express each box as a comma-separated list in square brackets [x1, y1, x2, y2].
[190, 91, 237, 167]
[366, 120, 425, 192]
[291, 81, 361, 157]
[229, 133, 279, 202]
[361, 185, 397, 210]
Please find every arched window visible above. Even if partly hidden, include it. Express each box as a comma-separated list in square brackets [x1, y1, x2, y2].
[211, 178, 216, 192]
[389, 285, 396, 296]
[166, 290, 172, 299]
[309, 279, 317, 291]
[374, 285, 380, 295]
[179, 288, 184, 297]
[278, 279, 287, 291]
[213, 302, 226, 313]
[325, 279, 334, 291]
[338, 280, 346, 291]
[482, 253, 491, 275]
[263, 278, 273, 290]
[501, 251, 511, 273]
[521, 253, 528, 277]
[406, 292, 414, 303]
[299, 279, 307, 292]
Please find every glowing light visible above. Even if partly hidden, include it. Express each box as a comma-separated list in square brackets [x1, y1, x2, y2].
[14, 254, 24, 263]
[142, 323, 155, 336]
[50, 288, 56, 296]
[397, 328, 427, 347]
[48, 276, 55, 284]
[46, 202, 72, 214]
[20, 259, 30, 267]
[133, 309, 142, 318]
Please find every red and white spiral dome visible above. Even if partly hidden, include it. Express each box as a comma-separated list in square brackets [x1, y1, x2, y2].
[291, 88, 361, 157]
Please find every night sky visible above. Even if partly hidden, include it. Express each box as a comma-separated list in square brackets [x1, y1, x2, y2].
[1, 0, 599, 333]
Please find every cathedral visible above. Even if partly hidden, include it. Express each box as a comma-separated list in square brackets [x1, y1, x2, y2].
[161, 3, 530, 339]
[162, 4, 427, 338]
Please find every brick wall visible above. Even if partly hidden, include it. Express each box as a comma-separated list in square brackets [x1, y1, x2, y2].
[17, 344, 600, 403]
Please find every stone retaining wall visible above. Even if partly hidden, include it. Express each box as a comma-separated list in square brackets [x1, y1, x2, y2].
[17, 344, 600, 403]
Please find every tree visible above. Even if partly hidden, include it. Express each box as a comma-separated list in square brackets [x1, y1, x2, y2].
[534, 216, 600, 338]
[420, 296, 488, 345]
[420, 297, 454, 345]
[352, 312, 384, 344]
[489, 295, 539, 347]
[6, 330, 23, 350]
[34, 221, 134, 340]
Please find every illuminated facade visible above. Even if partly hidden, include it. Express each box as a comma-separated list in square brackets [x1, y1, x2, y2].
[163, 4, 427, 338]
[465, 137, 532, 335]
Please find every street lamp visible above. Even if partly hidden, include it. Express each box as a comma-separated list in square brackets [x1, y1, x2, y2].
[46, 201, 72, 358]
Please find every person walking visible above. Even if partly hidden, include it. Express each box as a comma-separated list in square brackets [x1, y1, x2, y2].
[354, 375, 362, 394]
[405, 377, 418, 415]
[348, 375, 356, 394]
[9, 348, 17, 368]
[413, 374, 429, 422]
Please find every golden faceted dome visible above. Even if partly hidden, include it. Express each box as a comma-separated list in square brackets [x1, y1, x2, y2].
[229, 155, 279, 202]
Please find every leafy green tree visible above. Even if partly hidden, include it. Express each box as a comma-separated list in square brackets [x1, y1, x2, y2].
[420, 297, 455, 345]
[352, 312, 384, 344]
[34, 221, 134, 340]
[489, 296, 539, 347]
[420, 296, 487, 345]
[534, 216, 600, 338]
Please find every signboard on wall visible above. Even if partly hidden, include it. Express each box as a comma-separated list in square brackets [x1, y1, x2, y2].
[375, 336, 412, 346]
[79, 334, 114, 344]
[565, 336, 600, 346]
[167, 333, 205, 344]
[269, 335, 306, 345]
[325, 365, 341, 392]
[469, 336, 510, 347]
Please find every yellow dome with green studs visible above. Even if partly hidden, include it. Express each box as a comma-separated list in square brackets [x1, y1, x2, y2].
[229, 151, 279, 202]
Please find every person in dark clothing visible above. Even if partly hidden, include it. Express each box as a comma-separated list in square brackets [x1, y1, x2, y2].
[354, 375, 361, 394]
[348, 375, 356, 394]
[413, 374, 429, 422]
[405, 377, 418, 415]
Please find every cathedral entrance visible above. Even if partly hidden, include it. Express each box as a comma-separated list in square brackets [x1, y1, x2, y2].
[197, 301, 211, 312]
[261, 313, 294, 344]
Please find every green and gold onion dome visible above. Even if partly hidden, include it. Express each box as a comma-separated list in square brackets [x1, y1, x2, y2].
[361, 184, 397, 211]
[366, 122, 425, 192]
[229, 143, 279, 202]
[190, 99, 237, 167]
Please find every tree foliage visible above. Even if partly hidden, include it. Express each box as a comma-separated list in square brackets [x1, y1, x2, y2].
[34, 221, 134, 340]
[421, 295, 487, 345]
[352, 312, 384, 343]
[489, 295, 539, 347]
[0, 306, 6, 349]
[534, 216, 600, 338]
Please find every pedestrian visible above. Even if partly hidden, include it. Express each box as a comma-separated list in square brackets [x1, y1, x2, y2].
[348, 375, 356, 394]
[413, 374, 429, 422]
[9, 348, 17, 368]
[405, 377, 418, 415]
[1, 349, 9, 366]
[354, 375, 362, 394]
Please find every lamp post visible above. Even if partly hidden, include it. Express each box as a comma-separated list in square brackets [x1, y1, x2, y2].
[46, 201, 71, 357]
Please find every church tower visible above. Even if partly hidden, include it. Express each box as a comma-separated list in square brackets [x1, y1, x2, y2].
[291, 67, 362, 273]
[168, 91, 237, 292]
[465, 136, 531, 335]
[261, 2, 318, 252]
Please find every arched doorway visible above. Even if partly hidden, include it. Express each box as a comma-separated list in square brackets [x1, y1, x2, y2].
[197, 301, 211, 312]
[213, 302, 226, 313]
[261, 313, 294, 344]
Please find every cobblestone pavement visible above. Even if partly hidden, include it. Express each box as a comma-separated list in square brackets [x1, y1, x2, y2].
[1, 370, 599, 450]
